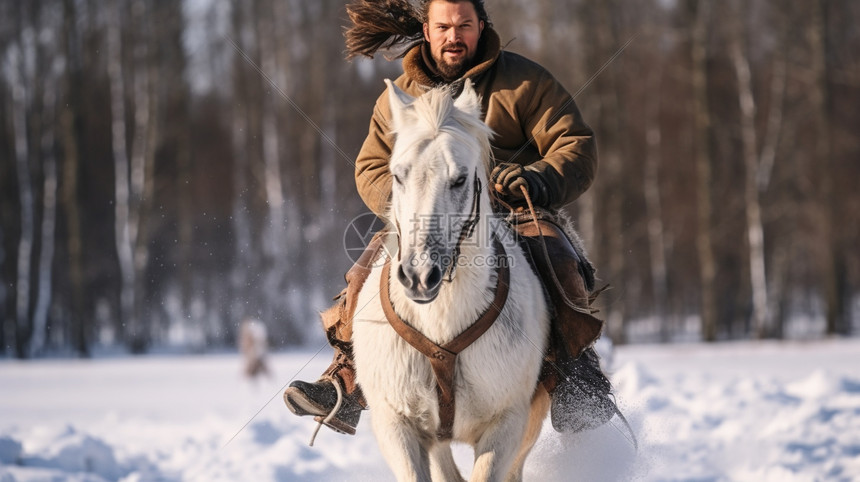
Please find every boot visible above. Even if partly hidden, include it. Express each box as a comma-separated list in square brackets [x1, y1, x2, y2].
[284, 343, 365, 435]
[548, 346, 617, 432]
[514, 217, 617, 432]
[283, 232, 388, 435]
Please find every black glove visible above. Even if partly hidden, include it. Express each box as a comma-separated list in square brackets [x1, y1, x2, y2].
[490, 162, 551, 207]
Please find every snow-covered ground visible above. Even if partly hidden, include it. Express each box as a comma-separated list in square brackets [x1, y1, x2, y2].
[2, 338, 859, 481]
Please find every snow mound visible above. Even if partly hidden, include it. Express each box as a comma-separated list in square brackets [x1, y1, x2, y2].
[619, 341, 860, 481]
[21, 427, 121, 480]
[0, 436, 21, 465]
[613, 361, 658, 393]
[785, 369, 860, 399]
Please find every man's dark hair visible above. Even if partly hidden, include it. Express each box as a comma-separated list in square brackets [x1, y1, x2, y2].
[417, 0, 491, 28]
[344, 0, 492, 59]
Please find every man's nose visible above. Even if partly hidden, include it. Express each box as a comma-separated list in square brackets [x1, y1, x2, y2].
[446, 28, 460, 43]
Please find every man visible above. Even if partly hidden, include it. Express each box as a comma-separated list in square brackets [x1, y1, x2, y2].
[284, 0, 617, 436]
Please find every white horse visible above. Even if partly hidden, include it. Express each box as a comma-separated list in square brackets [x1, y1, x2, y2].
[352, 79, 551, 482]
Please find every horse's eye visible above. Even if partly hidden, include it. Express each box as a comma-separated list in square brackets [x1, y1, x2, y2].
[393, 174, 402, 185]
[451, 175, 467, 188]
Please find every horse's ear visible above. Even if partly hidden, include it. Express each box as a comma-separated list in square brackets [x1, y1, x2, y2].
[454, 79, 481, 118]
[385, 79, 414, 131]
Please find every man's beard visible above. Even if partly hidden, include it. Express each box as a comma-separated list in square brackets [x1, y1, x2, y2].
[434, 41, 475, 81]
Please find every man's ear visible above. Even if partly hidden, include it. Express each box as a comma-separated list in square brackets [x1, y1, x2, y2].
[423, 23, 430, 42]
[479, 20, 484, 35]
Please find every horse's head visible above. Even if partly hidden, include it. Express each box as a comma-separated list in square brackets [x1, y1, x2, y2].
[385, 79, 493, 303]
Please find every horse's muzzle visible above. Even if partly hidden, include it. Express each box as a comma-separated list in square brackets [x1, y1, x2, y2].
[397, 261, 443, 304]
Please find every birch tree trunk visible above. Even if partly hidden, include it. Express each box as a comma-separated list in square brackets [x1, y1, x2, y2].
[7, 17, 37, 358]
[30, 71, 58, 357]
[10, 65, 35, 358]
[0, 225, 6, 351]
[162, 0, 194, 341]
[106, 2, 136, 345]
[127, 0, 157, 350]
[274, 0, 311, 337]
[729, 5, 768, 339]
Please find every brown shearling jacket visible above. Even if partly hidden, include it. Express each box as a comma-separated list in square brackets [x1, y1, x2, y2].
[354, 28, 597, 217]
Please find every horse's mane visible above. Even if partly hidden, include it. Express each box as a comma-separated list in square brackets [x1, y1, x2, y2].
[394, 86, 495, 178]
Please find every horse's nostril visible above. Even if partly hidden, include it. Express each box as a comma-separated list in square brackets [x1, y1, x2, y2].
[425, 266, 443, 289]
[397, 265, 413, 290]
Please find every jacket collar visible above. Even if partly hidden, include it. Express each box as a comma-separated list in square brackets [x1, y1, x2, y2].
[403, 27, 502, 87]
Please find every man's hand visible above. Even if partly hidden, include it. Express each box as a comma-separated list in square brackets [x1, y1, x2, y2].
[490, 162, 550, 207]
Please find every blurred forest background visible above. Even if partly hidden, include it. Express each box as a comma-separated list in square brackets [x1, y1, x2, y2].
[1, 0, 858, 358]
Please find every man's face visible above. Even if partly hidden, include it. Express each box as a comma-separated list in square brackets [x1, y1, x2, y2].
[423, 1, 484, 80]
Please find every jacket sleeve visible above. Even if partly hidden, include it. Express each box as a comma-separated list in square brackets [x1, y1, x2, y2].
[354, 95, 394, 217]
[521, 69, 597, 209]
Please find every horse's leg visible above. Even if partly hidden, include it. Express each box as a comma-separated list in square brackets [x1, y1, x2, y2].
[430, 441, 466, 482]
[371, 408, 432, 482]
[506, 386, 550, 482]
[469, 405, 529, 482]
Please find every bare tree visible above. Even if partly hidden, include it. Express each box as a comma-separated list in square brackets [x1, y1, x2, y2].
[228, 0, 256, 329]
[257, 0, 291, 332]
[643, 42, 670, 342]
[810, 0, 846, 336]
[689, 0, 718, 341]
[729, 1, 768, 339]
[159, 0, 196, 342]
[9, 28, 35, 357]
[599, 0, 631, 344]
[30, 54, 59, 357]
[128, 0, 159, 349]
[728, 0, 788, 339]
[59, 0, 88, 356]
[106, 1, 137, 347]
[0, 224, 6, 350]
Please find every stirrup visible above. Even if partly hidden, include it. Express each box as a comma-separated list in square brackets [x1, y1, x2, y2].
[308, 378, 344, 446]
[284, 376, 362, 439]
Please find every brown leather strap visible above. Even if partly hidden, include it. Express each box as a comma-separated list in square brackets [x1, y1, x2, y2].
[380, 237, 509, 440]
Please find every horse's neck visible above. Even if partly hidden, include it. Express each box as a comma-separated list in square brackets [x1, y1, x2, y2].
[390, 211, 500, 344]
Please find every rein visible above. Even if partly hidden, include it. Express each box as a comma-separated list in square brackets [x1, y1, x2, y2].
[380, 236, 509, 440]
[519, 186, 602, 314]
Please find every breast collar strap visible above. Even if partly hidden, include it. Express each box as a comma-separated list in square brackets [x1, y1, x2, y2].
[380, 235, 508, 441]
